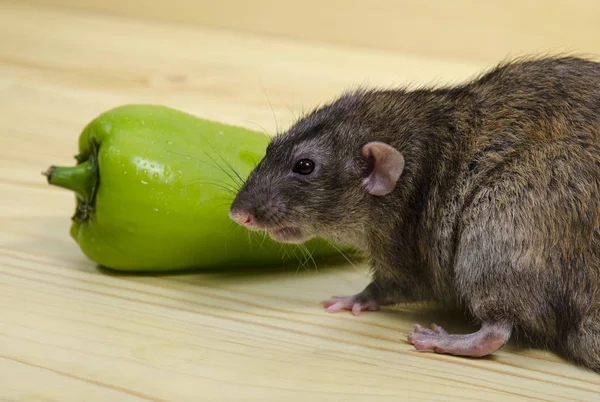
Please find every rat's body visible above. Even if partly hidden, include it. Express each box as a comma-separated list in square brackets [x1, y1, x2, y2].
[229, 56, 600, 373]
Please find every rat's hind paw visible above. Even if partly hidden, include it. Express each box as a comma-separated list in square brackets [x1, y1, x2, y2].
[406, 322, 509, 358]
[408, 323, 448, 338]
[322, 295, 380, 316]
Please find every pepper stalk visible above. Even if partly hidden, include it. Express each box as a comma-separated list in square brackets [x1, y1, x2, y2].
[43, 138, 100, 222]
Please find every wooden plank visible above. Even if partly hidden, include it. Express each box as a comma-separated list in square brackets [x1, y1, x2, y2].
[18, 0, 600, 63]
[2, 2, 600, 400]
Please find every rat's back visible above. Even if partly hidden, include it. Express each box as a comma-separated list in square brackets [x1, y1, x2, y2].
[466, 56, 600, 141]
[433, 56, 600, 372]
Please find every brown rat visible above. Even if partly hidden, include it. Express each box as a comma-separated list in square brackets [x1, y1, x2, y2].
[228, 55, 600, 373]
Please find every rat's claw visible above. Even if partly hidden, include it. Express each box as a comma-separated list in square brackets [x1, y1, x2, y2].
[321, 294, 380, 315]
[324, 301, 348, 313]
[431, 323, 448, 336]
[409, 323, 448, 337]
[322, 299, 338, 309]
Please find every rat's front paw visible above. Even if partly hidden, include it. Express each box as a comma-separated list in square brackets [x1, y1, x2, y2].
[321, 295, 380, 316]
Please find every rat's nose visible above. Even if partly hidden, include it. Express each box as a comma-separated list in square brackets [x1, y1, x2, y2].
[229, 208, 255, 227]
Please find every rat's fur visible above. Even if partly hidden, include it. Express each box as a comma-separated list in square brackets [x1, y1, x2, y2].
[230, 55, 600, 373]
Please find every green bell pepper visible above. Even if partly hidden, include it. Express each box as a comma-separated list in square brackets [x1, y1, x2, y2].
[44, 104, 346, 272]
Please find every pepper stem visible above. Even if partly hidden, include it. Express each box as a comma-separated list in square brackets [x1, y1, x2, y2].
[43, 159, 96, 203]
[43, 143, 99, 224]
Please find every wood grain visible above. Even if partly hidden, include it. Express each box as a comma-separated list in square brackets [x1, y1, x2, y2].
[1, 1, 600, 400]
[18, 0, 600, 64]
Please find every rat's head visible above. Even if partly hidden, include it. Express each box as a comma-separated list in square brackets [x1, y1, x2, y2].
[228, 92, 406, 245]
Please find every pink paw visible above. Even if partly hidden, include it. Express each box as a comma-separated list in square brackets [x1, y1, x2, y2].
[406, 323, 449, 351]
[406, 323, 507, 358]
[321, 295, 379, 316]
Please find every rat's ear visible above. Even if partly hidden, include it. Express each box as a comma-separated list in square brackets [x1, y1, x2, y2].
[361, 142, 405, 196]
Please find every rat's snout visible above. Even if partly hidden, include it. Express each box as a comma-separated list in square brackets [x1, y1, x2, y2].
[229, 207, 256, 228]
[228, 172, 286, 232]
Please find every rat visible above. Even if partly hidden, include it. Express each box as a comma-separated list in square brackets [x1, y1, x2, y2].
[228, 55, 600, 373]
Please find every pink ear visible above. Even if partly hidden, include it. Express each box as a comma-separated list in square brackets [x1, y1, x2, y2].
[361, 142, 405, 196]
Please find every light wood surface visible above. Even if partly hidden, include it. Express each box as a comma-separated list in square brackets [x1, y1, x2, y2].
[19, 0, 600, 64]
[2, 1, 600, 400]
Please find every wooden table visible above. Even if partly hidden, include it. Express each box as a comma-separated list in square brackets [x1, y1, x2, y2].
[2, 1, 600, 400]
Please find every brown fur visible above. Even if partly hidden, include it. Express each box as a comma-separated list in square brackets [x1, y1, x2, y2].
[230, 55, 600, 372]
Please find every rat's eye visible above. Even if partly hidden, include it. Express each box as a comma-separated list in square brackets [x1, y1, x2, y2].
[293, 159, 315, 175]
